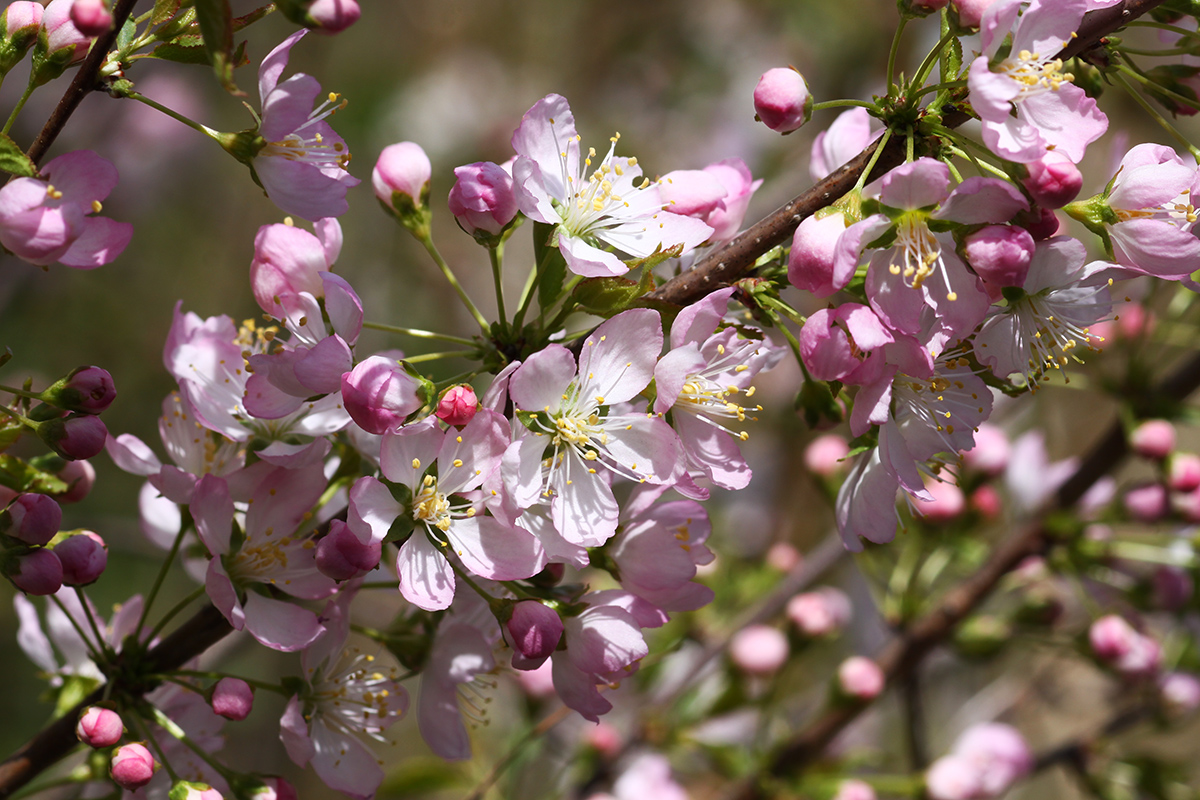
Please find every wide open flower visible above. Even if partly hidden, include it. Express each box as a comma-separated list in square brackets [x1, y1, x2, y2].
[511, 93, 712, 277]
[0, 150, 132, 268]
[281, 589, 407, 799]
[973, 236, 1113, 387]
[509, 309, 684, 547]
[248, 31, 359, 220]
[967, 0, 1107, 163]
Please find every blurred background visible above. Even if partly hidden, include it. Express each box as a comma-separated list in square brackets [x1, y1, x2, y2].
[1, 1, 1199, 798]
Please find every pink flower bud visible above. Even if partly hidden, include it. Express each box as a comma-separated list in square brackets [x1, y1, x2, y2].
[69, 0, 111, 36]
[6, 548, 63, 595]
[341, 355, 424, 435]
[753, 67, 812, 133]
[910, 0, 949, 9]
[804, 434, 849, 477]
[306, 0, 360, 32]
[56, 458, 96, 503]
[1153, 565, 1193, 611]
[953, 723, 1033, 797]
[373, 142, 432, 208]
[1130, 419, 1175, 460]
[1169, 453, 1200, 492]
[970, 485, 1003, 519]
[171, 784, 223, 800]
[765, 541, 801, 572]
[41, 0, 91, 57]
[729, 624, 789, 675]
[925, 755, 982, 800]
[37, 414, 108, 460]
[1018, 206, 1062, 240]
[961, 423, 1010, 476]
[584, 721, 622, 758]
[1090, 614, 1162, 678]
[657, 169, 727, 219]
[1160, 671, 1200, 715]
[964, 225, 1035, 289]
[55, 530, 107, 585]
[951, 0, 997, 28]
[435, 385, 478, 427]
[836, 656, 884, 700]
[447, 161, 518, 238]
[76, 706, 122, 748]
[315, 520, 381, 581]
[832, 779, 877, 800]
[788, 212, 848, 297]
[787, 587, 851, 637]
[248, 778, 297, 800]
[210, 677, 254, 721]
[40, 366, 116, 414]
[912, 480, 966, 523]
[513, 658, 556, 698]
[1, 1, 43, 67]
[4, 493, 62, 546]
[1123, 483, 1168, 522]
[505, 600, 564, 670]
[1022, 153, 1083, 209]
[702, 159, 761, 242]
[110, 743, 157, 791]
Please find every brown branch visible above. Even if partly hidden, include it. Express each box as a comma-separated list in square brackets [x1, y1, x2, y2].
[0, 603, 233, 799]
[648, 0, 1170, 308]
[25, 0, 142, 167]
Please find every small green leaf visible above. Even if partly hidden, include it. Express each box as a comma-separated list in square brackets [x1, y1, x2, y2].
[572, 276, 645, 316]
[0, 455, 69, 494]
[194, 0, 241, 95]
[149, 41, 210, 64]
[150, 0, 185, 26]
[0, 133, 36, 177]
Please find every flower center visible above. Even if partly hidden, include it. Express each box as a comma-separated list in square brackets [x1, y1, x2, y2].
[413, 475, 451, 531]
[1000, 50, 1073, 99]
[260, 92, 352, 172]
[889, 214, 957, 299]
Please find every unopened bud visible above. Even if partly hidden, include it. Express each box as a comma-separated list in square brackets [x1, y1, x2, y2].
[76, 706, 122, 748]
[1160, 671, 1200, 715]
[111, 744, 157, 791]
[1022, 153, 1083, 209]
[55, 530, 107, 585]
[804, 434, 849, 477]
[37, 414, 108, 460]
[912, 480, 966, 523]
[69, 0, 111, 36]
[435, 385, 478, 427]
[341, 356, 427, 435]
[210, 677, 255, 721]
[2, 493, 62, 546]
[374, 142, 433, 235]
[1130, 419, 1175, 460]
[832, 779, 877, 800]
[836, 656, 884, 700]
[504, 600, 564, 670]
[787, 587, 851, 637]
[168, 781, 221, 800]
[1123, 483, 1168, 522]
[964, 225, 1035, 289]
[56, 458, 95, 503]
[729, 624, 789, 675]
[753, 67, 812, 133]
[39, 366, 116, 414]
[5, 547, 63, 595]
[276, 0, 360, 33]
[0, 1, 43, 73]
[315, 520, 381, 581]
[448, 161, 519, 241]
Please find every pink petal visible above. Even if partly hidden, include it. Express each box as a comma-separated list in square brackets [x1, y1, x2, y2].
[577, 309, 662, 405]
[396, 532, 455, 611]
[243, 591, 325, 651]
[447, 516, 546, 580]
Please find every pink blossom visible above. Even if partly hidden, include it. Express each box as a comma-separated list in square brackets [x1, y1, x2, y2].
[341, 354, 426, 435]
[305, 0, 360, 32]
[611, 492, 714, 611]
[811, 108, 881, 182]
[249, 218, 341, 319]
[447, 161, 518, 238]
[1090, 614, 1162, 678]
[798, 304, 893, 382]
[374, 142, 432, 209]
[251, 31, 359, 220]
[787, 587, 851, 637]
[54, 530, 106, 585]
[730, 624, 789, 675]
[110, 743, 156, 790]
[912, 480, 966, 522]
[0, 150, 132, 268]
[1123, 483, 1168, 522]
[436, 384, 478, 426]
[39, 0, 90, 66]
[753, 67, 811, 133]
[1022, 153, 1082, 208]
[833, 779, 878, 800]
[210, 677, 254, 721]
[1169, 453, 1200, 492]
[952, 0, 996, 28]
[416, 621, 495, 760]
[967, 0, 1107, 163]
[953, 723, 1034, 797]
[805, 434, 850, 477]
[700, 159, 762, 241]
[837, 656, 884, 700]
[961, 424, 1010, 476]
[788, 211, 850, 297]
[315, 520, 381, 580]
[76, 706, 122, 748]
[511, 94, 712, 277]
[611, 754, 690, 800]
[1160, 672, 1200, 715]
[1130, 419, 1175, 460]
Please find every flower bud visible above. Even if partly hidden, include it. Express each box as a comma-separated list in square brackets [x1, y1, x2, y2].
[1022, 153, 1083, 209]
[209, 677, 254, 721]
[5, 547, 63, 595]
[1160, 671, 1200, 715]
[168, 781, 221, 800]
[1090, 614, 1162, 678]
[729, 624, 789, 675]
[765, 541, 801, 572]
[1168, 453, 1200, 492]
[836, 656, 884, 700]
[954, 723, 1033, 796]
[35, 0, 92, 85]
[970, 485, 1003, 519]
[964, 225, 1035, 289]
[315, 520, 381, 581]
[242, 777, 297, 800]
[912, 480, 966, 523]
[55, 530, 107, 585]
[1130, 419, 1175, 460]
[951, 0, 996, 28]
[2, 493, 62, 546]
[374, 142, 432, 232]
[39, 366, 116, 414]
[753, 67, 812, 133]
[435, 385, 478, 427]
[111, 744, 156, 791]
[504, 600, 564, 670]
[787, 587, 851, 637]
[69, 0, 111, 36]
[1153, 565, 1193, 611]
[447, 161, 518, 240]
[37, 414, 107, 460]
[584, 722, 622, 758]
[804, 434, 849, 477]
[56, 458, 96, 503]
[832, 779, 877, 800]
[925, 755, 981, 800]
[341, 356, 426, 435]
[961, 424, 1010, 476]
[76, 706, 122, 748]
[0, 1, 43, 73]
[788, 212, 848, 297]
[276, 0, 360, 33]
[1123, 483, 1168, 522]
[1017, 206, 1062, 240]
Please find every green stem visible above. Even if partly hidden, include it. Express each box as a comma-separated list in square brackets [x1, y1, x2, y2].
[361, 321, 476, 347]
[0, 404, 31, 426]
[419, 236, 491, 333]
[886, 16, 909, 93]
[146, 703, 234, 780]
[404, 350, 471, 364]
[1114, 69, 1200, 161]
[146, 586, 207, 643]
[913, 78, 968, 98]
[73, 587, 109, 655]
[0, 383, 42, 402]
[513, 246, 557, 331]
[489, 243, 508, 335]
[135, 515, 191, 637]
[3, 80, 36, 137]
[1128, 21, 1200, 39]
[49, 594, 106, 663]
[853, 128, 893, 193]
[129, 715, 179, 783]
[164, 670, 291, 696]
[1118, 46, 1195, 56]
[911, 29, 957, 89]
[123, 91, 217, 139]
[810, 99, 876, 112]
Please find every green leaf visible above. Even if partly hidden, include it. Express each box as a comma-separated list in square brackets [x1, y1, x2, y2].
[115, 16, 137, 53]
[0, 133, 36, 177]
[150, 0, 185, 26]
[0, 455, 69, 494]
[194, 0, 241, 95]
[572, 276, 645, 316]
[149, 41, 210, 64]
[378, 757, 468, 796]
[537, 253, 567, 311]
